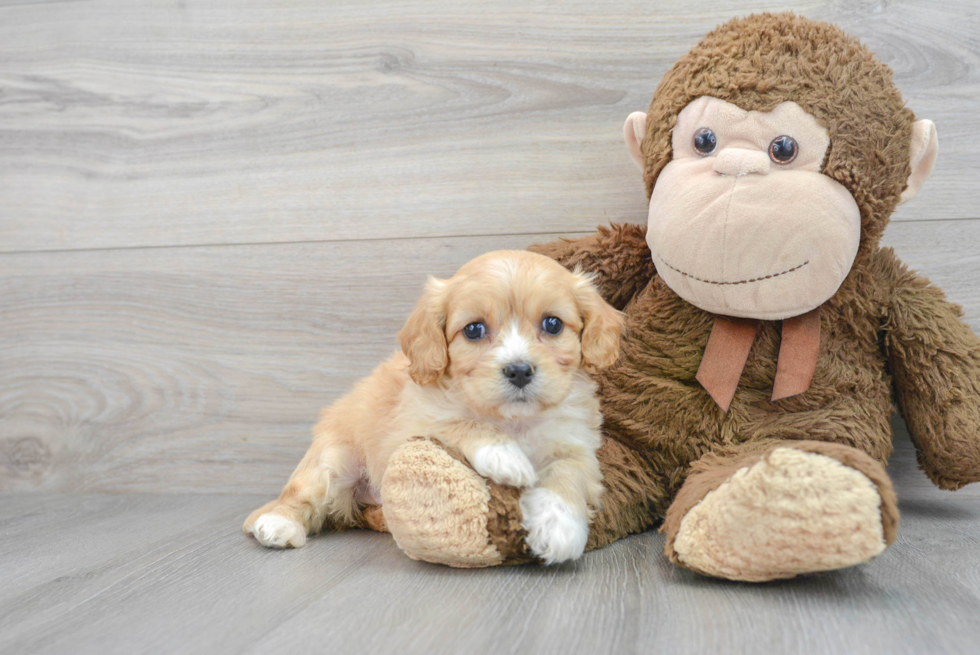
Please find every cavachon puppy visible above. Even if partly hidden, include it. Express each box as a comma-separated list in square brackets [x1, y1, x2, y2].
[244, 250, 624, 564]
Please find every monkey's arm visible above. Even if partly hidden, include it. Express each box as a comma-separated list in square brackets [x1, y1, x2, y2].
[529, 222, 655, 310]
[879, 248, 980, 490]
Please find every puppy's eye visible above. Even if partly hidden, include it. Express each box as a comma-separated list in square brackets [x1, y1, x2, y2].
[693, 127, 717, 156]
[541, 317, 563, 335]
[463, 322, 486, 341]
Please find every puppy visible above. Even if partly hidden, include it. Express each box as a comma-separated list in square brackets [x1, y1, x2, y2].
[244, 250, 624, 564]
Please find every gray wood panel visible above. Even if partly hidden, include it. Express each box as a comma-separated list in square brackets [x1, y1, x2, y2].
[2, 2, 979, 652]
[0, 232, 583, 493]
[1, 428, 978, 655]
[1, 0, 977, 253]
[1, 221, 978, 494]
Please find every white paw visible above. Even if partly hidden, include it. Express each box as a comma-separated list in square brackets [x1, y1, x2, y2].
[250, 513, 307, 548]
[470, 442, 537, 488]
[520, 488, 588, 565]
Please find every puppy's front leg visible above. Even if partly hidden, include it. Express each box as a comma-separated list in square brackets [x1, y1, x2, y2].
[521, 445, 603, 565]
[448, 421, 537, 489]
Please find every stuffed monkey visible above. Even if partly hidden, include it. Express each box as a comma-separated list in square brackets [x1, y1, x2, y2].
[375, 13, 980, 581]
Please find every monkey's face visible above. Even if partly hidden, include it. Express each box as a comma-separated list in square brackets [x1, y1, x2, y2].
[645, 97, 861, 320]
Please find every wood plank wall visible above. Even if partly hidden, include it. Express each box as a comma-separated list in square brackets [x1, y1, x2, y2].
[2, 0, 978, 494]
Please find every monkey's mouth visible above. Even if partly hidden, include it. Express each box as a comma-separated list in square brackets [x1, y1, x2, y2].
[659, 258, 809, 286]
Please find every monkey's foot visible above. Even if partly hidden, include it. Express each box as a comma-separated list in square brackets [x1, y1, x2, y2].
[381, 438, 532, 568]
[664, 442, 898, 582]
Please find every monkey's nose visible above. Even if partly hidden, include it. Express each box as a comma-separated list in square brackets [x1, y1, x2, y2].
[713, 148, 770, 177]
[503, 362, 534, 389]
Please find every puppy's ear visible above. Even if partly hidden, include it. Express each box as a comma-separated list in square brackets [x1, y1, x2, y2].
[574, 273, 625, 371]
[398, 277, 449, 385]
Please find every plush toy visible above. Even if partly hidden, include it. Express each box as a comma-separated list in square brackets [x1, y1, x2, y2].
[374, 13, 980, 581]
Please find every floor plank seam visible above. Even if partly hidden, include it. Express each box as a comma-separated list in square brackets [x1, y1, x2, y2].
[2, 217, 978, 257]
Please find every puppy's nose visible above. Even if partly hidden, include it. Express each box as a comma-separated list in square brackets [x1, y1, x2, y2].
[503, 362, 534, 389]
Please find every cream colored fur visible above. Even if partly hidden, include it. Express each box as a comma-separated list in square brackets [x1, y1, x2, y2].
[898, 119, 938, 205]
[382, 439, 503, 568]
[624, 111, 647, 170]
[672, 448, 886, 581]
[641, 97, 863, 320]
[244, 251, 622, 565]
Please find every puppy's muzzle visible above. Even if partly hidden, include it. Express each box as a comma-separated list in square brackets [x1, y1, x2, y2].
[503, 361, 534, 389]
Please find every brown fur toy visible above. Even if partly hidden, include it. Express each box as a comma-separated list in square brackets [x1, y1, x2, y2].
[374, 13, 980, 581]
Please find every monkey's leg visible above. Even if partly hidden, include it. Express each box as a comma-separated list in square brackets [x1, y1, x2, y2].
[379, 436, 665, 567]
[662, 440, 898, 582]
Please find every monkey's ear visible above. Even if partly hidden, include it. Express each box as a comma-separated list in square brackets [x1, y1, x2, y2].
[623, 111, 647, 170]
[898, 119, 938, 206]
[398, 277, 449, 385]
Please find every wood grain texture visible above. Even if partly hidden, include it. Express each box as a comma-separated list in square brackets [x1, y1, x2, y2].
[1, 429, 978, 655]
[2, 3, 979, 651]
[0, 232, 583, 493]
[1, 221, 978, 494]
[0, 0, 977, 253]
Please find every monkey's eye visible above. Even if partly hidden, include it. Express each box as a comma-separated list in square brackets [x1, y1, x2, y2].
[769, 135, 798, 164]
[693, 128, 717, 156]
[463, 322, 487, 341]
[541, 316, 564, 335]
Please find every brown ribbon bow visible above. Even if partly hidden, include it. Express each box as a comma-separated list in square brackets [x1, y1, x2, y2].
[695, 307, 822, 412]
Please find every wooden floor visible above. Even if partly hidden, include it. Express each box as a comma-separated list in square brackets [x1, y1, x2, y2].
[2, 1, 980, 653]
[2, 424, 979, 655]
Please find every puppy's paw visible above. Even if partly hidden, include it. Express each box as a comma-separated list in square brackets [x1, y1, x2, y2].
[249, 513, 307, 548]
[520, 488, 588, 565]
[470, 442, 537, 488]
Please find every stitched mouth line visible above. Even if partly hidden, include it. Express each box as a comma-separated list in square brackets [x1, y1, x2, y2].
[659, 258, 809, 286]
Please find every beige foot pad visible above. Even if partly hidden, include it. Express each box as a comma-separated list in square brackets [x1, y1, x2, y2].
[672, 447, 887, 582]
[381, 438, 503, 568]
